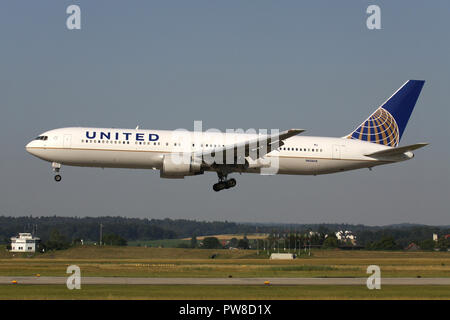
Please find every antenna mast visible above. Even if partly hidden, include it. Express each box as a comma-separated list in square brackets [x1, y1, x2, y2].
[99, 223, 103, 246]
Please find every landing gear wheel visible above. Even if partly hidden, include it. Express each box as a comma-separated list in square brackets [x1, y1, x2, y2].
[213, 182, 226, 192]
[52, 163, 62, 182]
[213, 172, 237, 191]
[225, 178, 236, 189]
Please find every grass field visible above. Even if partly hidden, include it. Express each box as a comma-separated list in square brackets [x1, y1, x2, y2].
[1, 284, 450, 300]
[1, 246, 449, 278]
[1, 245, 449, 299]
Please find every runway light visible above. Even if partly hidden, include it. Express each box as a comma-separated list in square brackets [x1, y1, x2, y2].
[264, 281, 270, 286]
[11, 280, 17, 284]
[36, 274, 40, 277]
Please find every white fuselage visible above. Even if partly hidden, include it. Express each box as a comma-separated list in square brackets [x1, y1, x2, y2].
[25, 127, 410, 176]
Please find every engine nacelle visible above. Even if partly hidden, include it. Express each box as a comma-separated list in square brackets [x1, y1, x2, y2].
[160, 154, 203, 179]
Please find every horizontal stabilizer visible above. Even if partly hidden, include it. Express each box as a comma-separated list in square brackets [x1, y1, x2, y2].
[365, 143, 429, 158]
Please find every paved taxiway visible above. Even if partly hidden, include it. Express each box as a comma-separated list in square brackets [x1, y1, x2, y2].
[2, 276, 450, 285]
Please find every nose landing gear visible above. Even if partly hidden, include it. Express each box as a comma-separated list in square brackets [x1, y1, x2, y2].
[213, 172, 237, 192]
[52, 162, 62, 182]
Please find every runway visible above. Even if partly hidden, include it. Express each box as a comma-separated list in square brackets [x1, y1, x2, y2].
[2, 276, 450, 285]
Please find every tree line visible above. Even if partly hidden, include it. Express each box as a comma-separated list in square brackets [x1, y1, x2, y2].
[0, 216, 449, 251]
[195, 233, 449, 251]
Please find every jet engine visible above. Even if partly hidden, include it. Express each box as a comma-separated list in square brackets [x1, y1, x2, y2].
[160, 154, 203, 179]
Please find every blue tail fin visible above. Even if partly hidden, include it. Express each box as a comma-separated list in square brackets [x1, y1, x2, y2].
[345, 80, 425, 147]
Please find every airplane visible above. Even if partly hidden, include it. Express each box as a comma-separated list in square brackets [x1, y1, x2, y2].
[26, 80, 428, 192]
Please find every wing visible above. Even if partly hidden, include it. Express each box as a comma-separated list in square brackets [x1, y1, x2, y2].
[365, 143, 429, 158]
[196, 128, 305, 165]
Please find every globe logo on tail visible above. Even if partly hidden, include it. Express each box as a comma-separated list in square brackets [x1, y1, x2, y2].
[347, 108, 399, 147]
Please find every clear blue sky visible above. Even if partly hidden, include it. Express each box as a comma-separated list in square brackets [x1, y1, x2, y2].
[0, 1, 449, 225]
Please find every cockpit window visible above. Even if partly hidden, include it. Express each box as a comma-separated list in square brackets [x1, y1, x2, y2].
[35, 136, 48, 141]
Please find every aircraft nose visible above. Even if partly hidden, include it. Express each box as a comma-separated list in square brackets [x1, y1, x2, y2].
[25, 141, 36, 155]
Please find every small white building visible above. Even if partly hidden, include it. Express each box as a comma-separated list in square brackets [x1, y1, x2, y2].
[10, 233, 40, 253]
[336, 230, 357, 244]
[270, 253, 296, 260]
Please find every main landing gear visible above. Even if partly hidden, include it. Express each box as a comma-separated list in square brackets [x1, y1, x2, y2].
[213, 172, 237, 192]
[52, 162, 62, 182]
